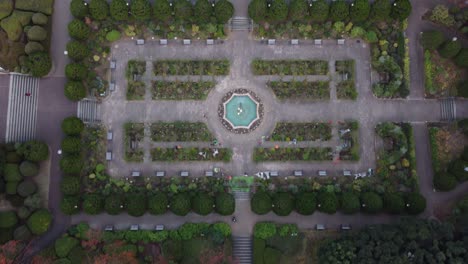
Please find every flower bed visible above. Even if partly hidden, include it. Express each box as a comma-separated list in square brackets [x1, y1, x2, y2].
[335, 60, 357, 100]
[151, 80, 215, 100]
[424, 49, 464, 97]
[153, 60, 230, 75]
[151, 147, 231, 162]
[150, 122, 213, 142]
[124, 123, 144, 162]
[267, 80, 330, 100]
[270, 122, 332, 141]
[252, 59, 328, 75]
[253, 147, 332, 162]
[338, 121, 359, 161]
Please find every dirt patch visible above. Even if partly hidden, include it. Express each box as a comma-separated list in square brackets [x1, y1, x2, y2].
[430, 50, 465, 97]
[434, 125, 467, 168]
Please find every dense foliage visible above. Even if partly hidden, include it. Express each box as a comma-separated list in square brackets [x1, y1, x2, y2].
[27, 52, 52, 77]
[251, 191, 272, 215]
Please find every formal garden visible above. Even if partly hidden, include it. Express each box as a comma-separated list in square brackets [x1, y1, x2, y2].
[0, 141, 52, 245]
[267, 80, 330, 100]
[430, 120, 468, 191]
[0, 0, 53, 76]
[248, 0, 412, 98]
[10, 221, 233, 264]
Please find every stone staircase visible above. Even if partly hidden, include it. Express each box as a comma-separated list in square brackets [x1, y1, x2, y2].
[233, 236, 253, 264]
[229, 17, 253, 31]
[5, 74, 39, 142]
[77, 98, 101, 124]
[440, 97, 456, 122]
[233, 191, 251, 201]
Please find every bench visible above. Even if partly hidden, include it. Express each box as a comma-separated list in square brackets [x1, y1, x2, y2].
[206, 39, 214, 45]
[107, 131, 113, 141]
[268, 39, 276, 45]
[136, 39, 145, 45]
[110, 60, 116, 69]
[270, 171, 279, 177]
[109, 82, 115, 92]
[160, 39, 168, 45]
[341, 224, 351, 230]
[316, 224, 326, 230]
[314, 39, 322, 45]
[106, 151, 112, 161]
[155, 225, 165, 231]
[291, 39, 299, 45]
[337, 39, 345, 45]
[131, 171, 140, 177]
[293, 170, 303, 177]
[104, 225, 114, 231]
[205, 171, 214, 177]
[180, 171, 189, 177]
[343, 170, 352, 176]
[155, 171, 165, 177]
[130, 224, 139, 231]
[318, 170, 327, 177]
[183, 39, 191, 45]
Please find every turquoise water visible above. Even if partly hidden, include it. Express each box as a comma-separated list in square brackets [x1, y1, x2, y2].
[225, 95, 258, 127]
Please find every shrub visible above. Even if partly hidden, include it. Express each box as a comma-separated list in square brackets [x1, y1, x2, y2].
[391, 0, 411, 21]
[263, 247, 282, 264]
[65, 63, 88, 81]
[272, 192, 294, 216]
[405, 193, 426, 215]
[457, 80, 468, 98]
[340, 192, 360, 214]
[0, 0, 13, 20]
[309, 0, 329, 22]
[83, 194, 104, 215]
[0, 228, 14, 244]
[153, 0, 172, 22]
[61, 137, 82, 154]
[288, 0, 308, 21]
[126, 193, 147, 217]
[383, 192, 405, 214]
[60, 195, 80, 215]
[248, 0, 267, 23]
[214, 0, 234, 24]
[420, 30, 445, 50]
[170, 193, 191, 216]
[17, 180, 37, 197]
[215, 192, 235, 216]
[254, 222, 276, 239]
[329, 0, 349, 22]
[295, 192, 316, 215]
[251, 191, 272, 215]
[27, 52, 51, 77]
[18, 140, 49, 162]
[449, 159, 468, 182]
[62, 117, 84, 135]
[6, 182, 18, 195]
[32, 13, 48, 25]
[350, 0, 370, 22]
[173, 0, 193, 22]
[438, 39, 462, 59]
[253, 238, 265, 264]
[317, 192, 338, 214]
[104, 194, 124, 215]
[193, 0, 212, 24]
[59, 155, 83, 175]
[25, 41, 44, 55]
[369, 0, 391, 21]
[24, 193, 42, 209]
[6, 152, 21, 163]
[27, 209, 52, 235]
[64, 81, 86, 101]
[4, 163, 22, 181]
[1, 15, 23, 41]
[26, 25, 47, 41]
[60, 176, 81, 195]
[68, 19, 90, 40]
[55, 237, 79, 258]
[148, 192, 168, 215]
[131, 0, 152, 21]
[213, 222, 231, 237]
[110, 0, 128, 21]
[267, 0, 288, 23]
[278, 224, 299, 237]
[430, 5, 455, 27]
[70, 0, 89, 18]
[17, 206, 31, 220]
[360, 192, 383, 214]
[14, 225, 32, 241]
[178, 222, 201, 240]
[0, 211, 18, 228]
[89, 0, 109, 20]
[454, 48, 468, 68]
[105, 30, 121, 42]
[433, 172, 457, 191]
[66, 41, 89, 61]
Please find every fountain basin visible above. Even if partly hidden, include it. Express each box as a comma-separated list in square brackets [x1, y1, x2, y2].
[223, 93, 259, 129]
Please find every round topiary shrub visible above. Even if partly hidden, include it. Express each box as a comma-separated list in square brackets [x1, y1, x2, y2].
[64, 81, 86, 101]
[0, 211, 18, 228]
[17, 180, 37, 197]
[65, 63, 88, 81]
[317, 192, 338, 214]
[295, 192, 316, 215]
[340, 192, 360, 214]
[449, 159, 468, 182]
[59, 155, 83, 175]
[17, 206, 31, 220]
[60, 176, 81, 195]
[70, 0, 89, 18]
[27, 209, 52, 235]
[192, 192, 214, 216]
[17, 140, 49, 162]
[383, 192, 405, 214]
[89, 0, 109, 20]
[14, 225, 32, 241]
[438, 39, 462, 59]
[360, 192, 383, 214]
[405, 193, 426, 215]
[27, 51, 52, 77]
[4, 163, 22, 182]
[82, 194, 104, 215]
[110, 0, 129, 21]
[148, 192, 168, 215]
[68, 19, 90, 40]
[350, 0, 370, 22]
[421, 30, 445, 50]
[309, 0, 329, 22]
[6, 182, 18, 195]
[66, 41, 89, 61]
[61, 137, 82, 154]
[254, 222, 277, 239]
[19, 161, 39, 177]
[126, 193, 147, 217]
[32, 13, 48, 25]
[6, 152, 22, 163]
[104, 194, 124, 215]
[26, 25, 47, 41]
[251, 191, 272, 215]
[454, 48, 468, 68]
[105, 30, 121, 42]
[272, 192, 294, 216]
[25, 41, 44, 55]
[55, 236, 80, 258]
[248, 0, 267, 23]
[60, 195, 80, 215]
[61, 117, 84, 135]
[214, 0, 234, 24]
[433, 172, 457, 191]
[215, 192, 235, 216]
[170, 193, 191, 216]
[329, 0, 349, 22]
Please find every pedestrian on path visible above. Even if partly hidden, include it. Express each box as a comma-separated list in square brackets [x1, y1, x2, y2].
[25, 92, 31, 97]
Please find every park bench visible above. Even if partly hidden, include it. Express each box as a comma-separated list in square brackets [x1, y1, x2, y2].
[104, 225, 114, 231]
[270, 171, 279, 177]
[110, 60, 116, 69]
[337, 39, 345, 45]
[109, 82, 115, 92]
[107, 131, 113, 141]
[316, 224, 326, 230]
[207, 39, 214, 45]
[183, 39, 191, 45]
[130, 224, 139, 231]
[136, 39, 145, 45]
[318, 170, 327, 177]
[106, 151, 112, 161]
[155, 171, 165, 177]
[160, 39, 168, 45]
[268, 39, 276, 45]
[155, 225, 165, 231]
[180, 171, 189, 177]
[314, 39, 322, 45]
[341, 224, 352, 230]
[131, 171, 140, 177]
[205, 171, 214, 177]
[291, 39, 299, 45]
[293, 170, 303, 177]
[343, 170, 352, 177]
